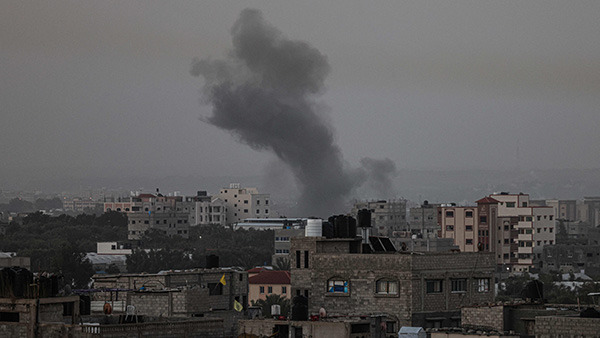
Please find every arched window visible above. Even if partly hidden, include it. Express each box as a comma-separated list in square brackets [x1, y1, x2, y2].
[376, 279, 398, 295]
[327, 278, 349, 294]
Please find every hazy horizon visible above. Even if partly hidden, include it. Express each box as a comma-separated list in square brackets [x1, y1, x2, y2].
[2, 1, 600, 206]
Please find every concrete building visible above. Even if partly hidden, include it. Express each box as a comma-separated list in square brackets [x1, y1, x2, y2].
[234, 218, 305, 231]
[0, 253, 31, 270]
[461, 303, 581, 337]
[92, 268, 248, 336]
[218, 183, 271, 225]
[351, 199, 407, 238]
[541, 243, 600, 277]
[439, 193, 555, 272]
[545, 199, 577, 222]
[179, 191, 227, 227]
[106, 193, 190, 240]
[583, 196, 600, 227]
[273, 226, 305, 265]
[248, 270, 291, 305]
[0, 296, 81, 337]
[290, 236, 495, 330]
[409, 201, 440, 238]
[62, 197, 102, 213]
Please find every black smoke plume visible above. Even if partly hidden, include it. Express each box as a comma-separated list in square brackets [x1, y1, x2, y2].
[191, 9, 396, 216]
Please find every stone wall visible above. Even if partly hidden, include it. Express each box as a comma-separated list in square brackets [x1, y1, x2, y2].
[0, 324, 28, 338]
[534, 316, 600, 337]
[461, 305, 505, 331]
[290, 237, 496, 329]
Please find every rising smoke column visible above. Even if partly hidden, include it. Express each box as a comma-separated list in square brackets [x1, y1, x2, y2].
[191, 9, 395, 216]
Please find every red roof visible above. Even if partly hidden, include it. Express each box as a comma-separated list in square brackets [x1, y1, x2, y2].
[137, 194, 156, 198]
[247, 267, 270, 274]
[475, 197, 499, 204]
[248, 271, 290, 285]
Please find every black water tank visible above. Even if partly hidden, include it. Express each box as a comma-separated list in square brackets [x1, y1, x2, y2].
[348, 217, 357, 238]
[291, 295, 308, 321]
[322, 221, 334, 238]
[334, 216, 349, 238]
[357, 209, 371, 228]
[206, 255, 219, 269]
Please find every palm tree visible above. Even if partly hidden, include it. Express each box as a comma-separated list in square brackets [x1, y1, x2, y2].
[251, 294, 290, 316]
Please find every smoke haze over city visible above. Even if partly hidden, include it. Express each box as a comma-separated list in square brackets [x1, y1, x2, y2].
[2, 1, 600, 204]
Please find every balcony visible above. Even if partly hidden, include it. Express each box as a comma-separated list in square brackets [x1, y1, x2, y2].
[518, 247, 533, 254]
[518, 234, 533, 241]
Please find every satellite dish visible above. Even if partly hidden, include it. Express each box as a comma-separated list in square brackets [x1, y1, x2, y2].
[319, 307, 327, 318]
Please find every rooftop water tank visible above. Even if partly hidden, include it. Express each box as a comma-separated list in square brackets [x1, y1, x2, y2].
[305, 219, 323, 237]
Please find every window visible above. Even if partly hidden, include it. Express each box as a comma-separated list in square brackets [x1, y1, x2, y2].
[504, 239, 509, 244]
[426, 280, 443, 293]
[244, 209, 248, 213]
[265, 209, 269, 214]
[265, 200, 269, 205]
[244, 200, 248, 204]
[506, 202, 515, 208]
[328, 279, 349, 293]
[304, 251, 309, 268]
[477, 278, 490, 292]
[451, 279, 466, 293]
[208, 283, 223, 295]
[549, 215, 553, 220]
[256, 200, 260, 205]
[282, 286, 287, 294]
[0, 312, 19, 322]
[296, 251, 301, 268]
[465, 211, 473, 218]
[259, 286, 264, 294]
[446, 211, 454, 217]
[466, 225, 473, 231]
[144, 220, 149, 224]
[268, 286, 273, 294]
[549, 228, 553, 233]
[466, 239, 473, 245]
[522, 202, 528, 207]
[480, 216, 487, 224]
[526, 216, 532, 222]
[376, 279, 398, 295]
[256, 209, 260, 214]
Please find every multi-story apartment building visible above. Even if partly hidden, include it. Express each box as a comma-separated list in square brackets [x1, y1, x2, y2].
[105, 193, 190, 240]
[290, 236, 495, 329]
[583, 196, 600, 227]
[409, 201, 440, 238]
[546, 199, 577, 222]
[179, 191, 227, 227]
[350, 199, 407, 238]
[218, 183, 271, 225]
[63, 198, 102, 213]
[439, 193, 555, 272]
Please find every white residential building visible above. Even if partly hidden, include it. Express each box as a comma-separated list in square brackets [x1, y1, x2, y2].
[218, 183, 271, 225]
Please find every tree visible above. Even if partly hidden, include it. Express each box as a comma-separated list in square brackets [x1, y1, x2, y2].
[51, 243, 94, 289]
[273, 257, 291, 271]
[251, 294, 290, 316]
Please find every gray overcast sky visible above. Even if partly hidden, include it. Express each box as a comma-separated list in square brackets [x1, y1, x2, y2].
[2, 1, 600, 188]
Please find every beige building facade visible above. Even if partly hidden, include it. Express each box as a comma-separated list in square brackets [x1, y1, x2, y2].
[218, 183, 271, 224]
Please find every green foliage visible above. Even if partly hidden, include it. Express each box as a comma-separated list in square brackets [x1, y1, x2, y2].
[51, 243, 95, 289]
[0, 211, 128, 273]
[251, 294, 290, 316]
[126, 224, 275, 273]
